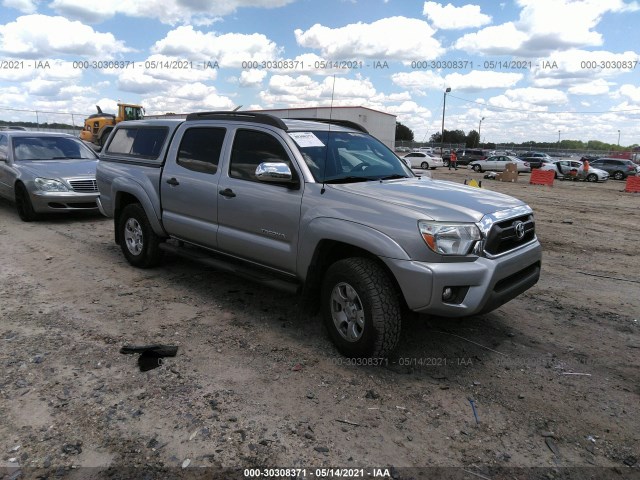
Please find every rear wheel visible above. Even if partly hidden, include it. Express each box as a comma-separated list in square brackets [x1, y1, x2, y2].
[118, 204, 163, 268]
[612, 171, 624, 180]
[321, 258, 401, 358]
[15, 183, 37, 222]
[420, 161, 429, 169]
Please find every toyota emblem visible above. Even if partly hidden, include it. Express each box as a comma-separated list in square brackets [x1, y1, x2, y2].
[513, 220, 525, 240]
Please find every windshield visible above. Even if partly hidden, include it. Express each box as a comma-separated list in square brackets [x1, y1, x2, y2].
[290, 130, 413, 183]
[12, 136, 97, 161]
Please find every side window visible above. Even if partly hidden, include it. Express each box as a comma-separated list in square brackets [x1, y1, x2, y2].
[0, 135, 7, 160]
[177, 128, 225, 174]
[107, 127, 167, 159]
[229, 129, 294, 182]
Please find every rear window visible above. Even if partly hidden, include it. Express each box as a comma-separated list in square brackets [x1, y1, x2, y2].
[106, 127, 168, 159]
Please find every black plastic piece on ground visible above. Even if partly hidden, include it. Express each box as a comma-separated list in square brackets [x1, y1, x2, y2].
[120, 344, 178, 356]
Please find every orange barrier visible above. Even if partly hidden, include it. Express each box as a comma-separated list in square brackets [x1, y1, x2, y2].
[625, 175, 640, 193]
[530, 169, 555, 186]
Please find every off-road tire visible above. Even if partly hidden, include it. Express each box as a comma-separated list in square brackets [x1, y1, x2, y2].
[321, 257, 401, 358]
[118, 204, 163, 268]
[15, 183, 37, 222]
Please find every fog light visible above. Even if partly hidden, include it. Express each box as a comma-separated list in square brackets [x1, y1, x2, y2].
[442, 287, 454, 301]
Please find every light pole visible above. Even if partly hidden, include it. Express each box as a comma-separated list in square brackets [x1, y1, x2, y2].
[440, 87, 451, 154]
[478, 117, 485, 147]
[557, 130, 561, 151]
[618, 129, 620, 147]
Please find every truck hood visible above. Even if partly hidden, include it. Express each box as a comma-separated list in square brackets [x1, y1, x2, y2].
[328, 177, 526, 222]
[18, 159, 97, 179]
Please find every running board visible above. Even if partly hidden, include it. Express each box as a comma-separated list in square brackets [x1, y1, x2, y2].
[159, 241, 300, 294]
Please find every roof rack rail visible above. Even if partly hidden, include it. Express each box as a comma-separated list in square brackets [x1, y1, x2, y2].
[289, 118, 369, 134]
[185, 111, 288, 130]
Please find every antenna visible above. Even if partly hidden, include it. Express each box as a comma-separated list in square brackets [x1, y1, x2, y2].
[321, 74, 337, 195]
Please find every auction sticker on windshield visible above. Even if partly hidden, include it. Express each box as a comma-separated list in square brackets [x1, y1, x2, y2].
[289, 132, 325, 147]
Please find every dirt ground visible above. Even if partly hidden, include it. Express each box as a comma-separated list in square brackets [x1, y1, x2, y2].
[1, 169, 639, 480]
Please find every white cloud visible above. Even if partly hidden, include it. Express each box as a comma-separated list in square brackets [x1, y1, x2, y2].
[142, 84, 235, 114]
[0, 15, 130, 58]
[618, 84, 640, 103]
[391, 70, 522, 93]
[151, 26, 280, 68]
[568, 79, 613, 96]
[454, 0, 639, 56]
[422, 2, 491, 30]
[239, 70, 268, 87]
[445, 71, 523, 91]
[2, 0, 37, 13]
[259, 75, 382, 108]
[504, 87, 568, 105]
[391, 71, 445, 92]
[295, 16, 444, 60]
[49, 0, 297, 25]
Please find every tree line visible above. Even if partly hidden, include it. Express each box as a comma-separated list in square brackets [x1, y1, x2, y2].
[396, 121, 636, 151]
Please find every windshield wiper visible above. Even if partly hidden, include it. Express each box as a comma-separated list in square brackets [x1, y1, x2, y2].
[324, 176, 374, 184]
[378, 174, 409, 181]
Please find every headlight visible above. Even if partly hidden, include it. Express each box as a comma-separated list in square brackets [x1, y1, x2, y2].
[35, 178, 69, 192]
[418, 221, 481, 255]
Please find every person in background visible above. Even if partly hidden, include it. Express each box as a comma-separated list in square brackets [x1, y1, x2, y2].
[449, 150, 458, 170]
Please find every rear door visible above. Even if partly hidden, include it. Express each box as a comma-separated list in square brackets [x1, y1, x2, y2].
[216, 127, 304, 274]
[160, 125, 227, 249]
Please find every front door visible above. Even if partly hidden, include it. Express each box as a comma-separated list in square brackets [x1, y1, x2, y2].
[216, 127, 304, 274]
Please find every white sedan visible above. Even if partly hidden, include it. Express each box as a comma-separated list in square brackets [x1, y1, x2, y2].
[469, 155, 531, 173]
[540, 160, 609, 182]
[403, 152, 444, 169]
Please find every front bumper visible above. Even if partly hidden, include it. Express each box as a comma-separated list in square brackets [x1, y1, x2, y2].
[385, 239, 542, 317]
[30, 190, 99, 213]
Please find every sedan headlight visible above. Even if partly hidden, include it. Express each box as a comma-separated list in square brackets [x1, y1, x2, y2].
[419, 221, 481, 255]
[35, 178, 69, 192]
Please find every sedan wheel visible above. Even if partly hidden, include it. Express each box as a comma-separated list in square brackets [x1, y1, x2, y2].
[586, 173, 598, 182]
[420, 161, 429, 169]
[15, 184, 37, 222]
[473, 164, 482, 172]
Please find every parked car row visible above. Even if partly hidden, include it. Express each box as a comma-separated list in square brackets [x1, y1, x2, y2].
[0, 131, 99, 221]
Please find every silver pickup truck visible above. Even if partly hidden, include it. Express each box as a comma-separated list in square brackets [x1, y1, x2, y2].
[96, 112, 541, 357]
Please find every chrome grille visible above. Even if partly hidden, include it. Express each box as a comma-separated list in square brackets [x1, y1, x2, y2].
[68, 179, 98, 193]
[484, 214, 536, 256]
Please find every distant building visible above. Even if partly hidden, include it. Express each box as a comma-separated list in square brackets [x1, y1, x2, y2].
[146, 106, 396, 149]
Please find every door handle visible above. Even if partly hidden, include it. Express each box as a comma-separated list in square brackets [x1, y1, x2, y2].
[219, 188, 236, 198]
[166, 177, 180, 186]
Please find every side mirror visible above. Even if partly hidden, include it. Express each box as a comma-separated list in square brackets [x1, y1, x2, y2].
[255, 162, 294, 183]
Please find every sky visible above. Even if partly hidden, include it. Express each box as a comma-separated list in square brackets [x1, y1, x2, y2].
[0, 0, 639, 145]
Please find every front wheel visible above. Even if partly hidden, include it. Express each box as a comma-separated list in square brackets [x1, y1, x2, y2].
[586, 173, 598, 182]
[118, 204, 163, 268]
[443, 159, 450, 167]
[472, 164, 482, 172]
[15, 183, 37, 222]
[420, 161, 429, 169]
[321, 258, 402, 358]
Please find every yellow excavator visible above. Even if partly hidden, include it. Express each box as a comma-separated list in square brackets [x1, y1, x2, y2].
[80, 103, 144, 147]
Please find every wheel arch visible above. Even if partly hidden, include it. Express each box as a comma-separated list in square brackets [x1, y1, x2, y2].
[300, 236, 407, 314]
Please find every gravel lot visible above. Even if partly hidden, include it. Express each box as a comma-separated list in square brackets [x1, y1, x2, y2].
[1, 169, 639, 479]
